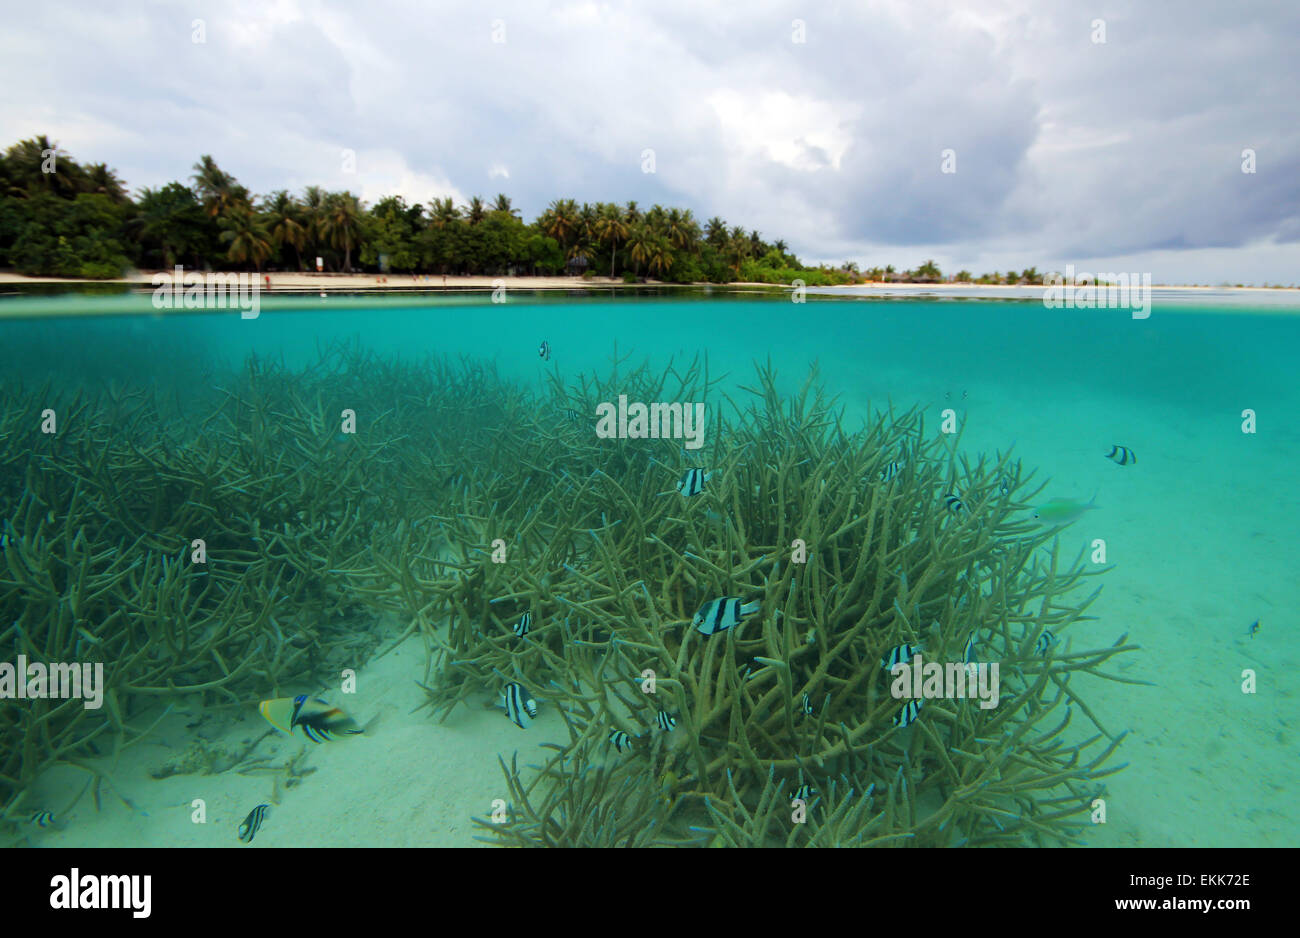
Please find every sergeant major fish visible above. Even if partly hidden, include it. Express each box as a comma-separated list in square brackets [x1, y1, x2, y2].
[677, 467, 712, 497]
[238, 804, 270, 844]
[692, 597, 761, 635]
[1105, 445, 1136, 466]
[503, 682, 538, 729]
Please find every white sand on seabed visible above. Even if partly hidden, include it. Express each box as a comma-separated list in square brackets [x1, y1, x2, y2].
[825, 369, 1300, 847]
[25, 626, 566, 848]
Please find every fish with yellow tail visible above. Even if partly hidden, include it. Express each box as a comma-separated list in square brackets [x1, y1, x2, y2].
[259, 695, 363, 743]
[1031, 493, 1099, 527]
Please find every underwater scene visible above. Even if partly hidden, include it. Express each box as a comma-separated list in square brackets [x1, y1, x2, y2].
[1, 289, 1296, 848]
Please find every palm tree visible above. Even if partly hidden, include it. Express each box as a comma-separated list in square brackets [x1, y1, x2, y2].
[218, 208, 273, 270]
[301, 185, 328, 260]
[429, 196, 460, 228]
[626, 224, 652, 278]
[3, 135, 78, 198]
[577, 203, 598, 252]
[624, 201, 641, 225]
[725, 225, 750, 270]
[541, 198, 579, 254]
[262, 190, 308, 270]
[705, 217, 728, 247]
[465, 196, 487, 225]
[647, 236, 674, 278]
[319, 191, 363, 271]
[491, 193, 519, 218]
[82, 163, 129, 202]
[191, 155, 249, 219]
[594, 203, 629, 279]
[664, 208, 689, 250]
[915, 259, 942, 281]
[131, 183, 204, 268]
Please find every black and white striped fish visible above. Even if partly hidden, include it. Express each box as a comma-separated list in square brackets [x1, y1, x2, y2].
[30, 811, 55, 829]
[881, 642, 922, 670]
[676, 467, 712, 497]
[1035, 630, 1057, 656]
[655, 710, 677, 732]
[880, 460, 904, 482]
[943, 491, 966, 513]
[513, 612, 532, 638]
[963, 630, 979, 665]
[564, 408, 581, 422]
[538, 340, 551, 361]
[237, 804, 270, 844]
[790, 784, 817, 803]
[503, 682, 538, 729]
[1105, 445, 1136, 466]
[692, 597, 761, 635]
[800, 693, 815, 716]
[608, 730, 636, 752]
[893, 699, 924, 728]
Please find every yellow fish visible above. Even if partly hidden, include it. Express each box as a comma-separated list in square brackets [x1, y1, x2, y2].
[1031, 494, 1099, 527]
[259, 695, 362, 743]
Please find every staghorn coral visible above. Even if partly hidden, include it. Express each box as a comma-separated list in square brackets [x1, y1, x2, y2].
[2, 336, 1136, 847]
[0, 339, 518, 829]
[364, 354, 1137, 847]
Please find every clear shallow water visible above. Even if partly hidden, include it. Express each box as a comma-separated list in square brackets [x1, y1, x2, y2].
[2, 290, 1296, 847]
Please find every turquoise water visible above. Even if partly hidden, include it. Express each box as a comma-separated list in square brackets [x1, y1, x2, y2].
[2, 289, 1297, 847]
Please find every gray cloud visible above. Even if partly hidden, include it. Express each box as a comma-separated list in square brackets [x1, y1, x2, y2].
[1, 0, 1296, 282]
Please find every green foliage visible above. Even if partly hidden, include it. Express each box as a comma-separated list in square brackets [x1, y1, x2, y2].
[0, 134, 1050, 285]
[7, 193, 132, 278]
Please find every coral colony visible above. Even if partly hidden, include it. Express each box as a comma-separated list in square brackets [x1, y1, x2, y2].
[1, 343, 1133, 846]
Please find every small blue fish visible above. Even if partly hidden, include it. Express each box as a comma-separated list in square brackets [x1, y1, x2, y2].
[790, 784, 817, 803]
[30, 811, 56, 829]
[801, 693, 815, 716]
[538, 340, 551, 361]
[963, 630, 979, 665]
[893, 699, 923, 728]
[1035, 630, 1057, 656]
[881, 642, 922, 670]
[1247, 619, 1260, 638]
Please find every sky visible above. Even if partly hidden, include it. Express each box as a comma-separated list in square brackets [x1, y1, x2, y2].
[1, 0, 1297, 284]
